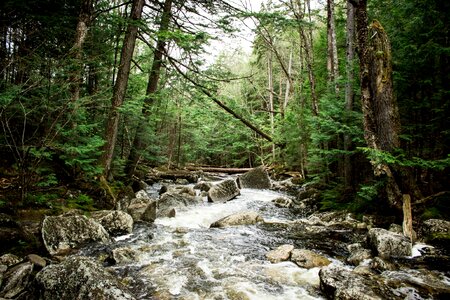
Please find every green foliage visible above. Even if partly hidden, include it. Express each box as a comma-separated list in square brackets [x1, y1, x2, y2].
[358, 147, 450, 171]
[26, 193, 59, 207]
[67, 194, 95, 211]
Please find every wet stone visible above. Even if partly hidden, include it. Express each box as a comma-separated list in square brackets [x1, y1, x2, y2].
[266, 244, 294, 263]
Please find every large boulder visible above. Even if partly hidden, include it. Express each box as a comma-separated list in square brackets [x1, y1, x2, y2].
[157, 192, 201, 218]
[346, 243, 372, 266]
[368, 228, 412, 258]
[207, 179, 240, 202]
[194, 181, 212, 192]
[41, 214, 110, 256]
[0, 262, 33, 299]
[90, 210, 133, 236]
[126, 197, 157, 222]
[237, 166, 271, 189]
[35, 256, 135, 299]
[210, 211, 263, 228]
[266, 244, 294, 263]
[420, 219, 450, 243]
[290, 249, 331, 269]
[319, 264, 396, 300]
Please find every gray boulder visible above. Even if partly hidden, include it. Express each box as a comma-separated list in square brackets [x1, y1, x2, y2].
[346, 243, 372, 266]
[126, 197, 157, 222]
[208, 179, 240, 202]
[271, 197, 293, 208]
[41, 214, 110, 256]
[90, 210, 133, 236]
[266, 244, 294, 263]
[319, 264, 395, 300]
[0, 262, 33, 299]
[237, 166, 271, 189]
[210, 211, 263, 228]
[368, 228, 412, 258]
[194, 181, 212, 192]
[0, 254, 21, 267]
[420, 219, 450, 242]
[290, 249, 331, 269]
[157, 192, 201, 218]
[35, 256, 135, 299]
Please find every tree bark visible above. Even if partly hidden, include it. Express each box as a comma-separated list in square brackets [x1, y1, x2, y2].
[99, 0, 145, 179]
[126, 0, 173, 176]
[352, 0, 422, 211]
[268, 51, 275, 159]
[327, 0, 339, 94]
[69, 0, 94, 103]
[344, 0, 355, 188]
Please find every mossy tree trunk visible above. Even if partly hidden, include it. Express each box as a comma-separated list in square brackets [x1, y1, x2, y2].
[352, 0, 421, 215]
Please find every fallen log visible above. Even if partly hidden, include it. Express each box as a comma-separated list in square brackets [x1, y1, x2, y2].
[186, 166, 253, 174]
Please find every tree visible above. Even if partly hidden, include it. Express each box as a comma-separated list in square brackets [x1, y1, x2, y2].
[126, 0, 173, 176]
[99, 0, 145, 180]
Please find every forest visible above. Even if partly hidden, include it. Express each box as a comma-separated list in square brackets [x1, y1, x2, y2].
[1, 0, 448, 220]
[0, 0, 449, 298]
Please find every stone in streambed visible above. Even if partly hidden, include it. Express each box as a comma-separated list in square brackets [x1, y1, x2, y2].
[207, 179, 240, 203]
[210, 211, 263, 228]
[368, 228, 412, 258]
[41, 214, 110, 256]
[266, 244, 294, 263]
[90, 210, 133, 236]
[237, 166, 271, 189]
[35, 256, 135, 299]
[290, 249, 331, 269]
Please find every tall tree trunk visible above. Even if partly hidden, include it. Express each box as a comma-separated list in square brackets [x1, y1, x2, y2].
[126, 0, 172, 176]
[327, 0, 339, 94]
[352, 0, 421, 213]
[283, 49, 293, 114]
[69, 0, 93, 103]
[344, 0, 355, 188]
[99, 0, 145, 179]
[268, 51, 275, 160]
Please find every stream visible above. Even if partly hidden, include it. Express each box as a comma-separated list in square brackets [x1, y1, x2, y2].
[98, 180, 324, 299]
[79, 176, 449, 299]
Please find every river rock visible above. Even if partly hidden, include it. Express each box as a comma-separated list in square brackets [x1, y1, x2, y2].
[0, 261, 33, 299]
[271, 197, 293, 208]
[368, 228, 412, 258]
[126, 197, 157, 222]
[208, 179, 240, 202]
[27, 254, 46, 268]
[266, 244, 294, 263]
[420, 219, 450, 243]
[345, 243, 373, 266]
[210, 211, 263, 228]
[35, 256, 135, 299]
[237, 166, 271, 189]
[194, 181, 212, 192]
[90, 210, 133, 236]
[319, 264, 395, 300]
[110, 247, 138, 265]
[291, 249, 331, 269]
[157, 192, 201, 218]
[41, 214, 110, 256]
[0, 254, 21, 267]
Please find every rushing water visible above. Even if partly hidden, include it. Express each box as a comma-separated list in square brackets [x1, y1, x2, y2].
[106, 184, 326, 299]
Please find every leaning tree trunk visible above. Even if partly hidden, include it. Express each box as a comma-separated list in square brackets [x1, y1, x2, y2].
[99, 0, 145, 180]
[352, 0, 421, 240]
